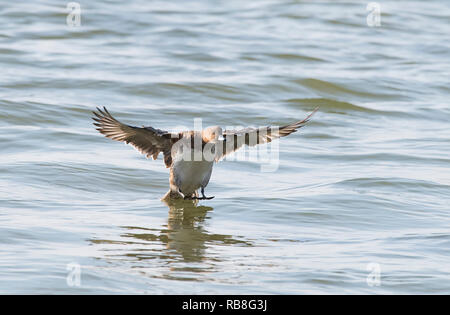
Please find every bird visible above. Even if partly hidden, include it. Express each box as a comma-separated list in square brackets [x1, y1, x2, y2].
[92, 106, 318, 201]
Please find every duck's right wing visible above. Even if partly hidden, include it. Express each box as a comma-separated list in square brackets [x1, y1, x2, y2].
[92, 107, 179, 167]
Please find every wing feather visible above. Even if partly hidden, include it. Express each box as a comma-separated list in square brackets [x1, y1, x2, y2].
[92, 107, 177, 167]
[216, 107, 318, 161]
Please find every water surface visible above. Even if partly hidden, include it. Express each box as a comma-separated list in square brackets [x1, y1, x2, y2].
[1, 0, 449, 294]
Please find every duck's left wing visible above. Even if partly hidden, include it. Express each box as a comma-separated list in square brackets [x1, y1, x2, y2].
[215, 107, 318, 161]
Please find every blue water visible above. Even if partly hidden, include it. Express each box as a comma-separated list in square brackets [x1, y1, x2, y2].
[0, 0, 449, 294]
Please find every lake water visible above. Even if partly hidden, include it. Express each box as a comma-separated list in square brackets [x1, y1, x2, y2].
[0, 0, 449, 294]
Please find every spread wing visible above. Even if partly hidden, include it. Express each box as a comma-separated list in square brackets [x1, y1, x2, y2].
[216, 107, 318, 161]
[92, 107, 178, 167]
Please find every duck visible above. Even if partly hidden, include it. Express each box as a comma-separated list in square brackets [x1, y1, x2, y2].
[92, 106, 317, 200]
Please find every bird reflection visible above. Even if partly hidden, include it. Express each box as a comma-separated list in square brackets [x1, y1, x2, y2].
[90, 199, 251, 268]
[160, 198, 214, 262]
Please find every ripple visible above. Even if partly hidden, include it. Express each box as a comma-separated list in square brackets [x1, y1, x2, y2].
[284, 97, 379, 113]
[265, 53, 326, 63]
[336, 177, 450, 191]
[293, 78, 402, 100]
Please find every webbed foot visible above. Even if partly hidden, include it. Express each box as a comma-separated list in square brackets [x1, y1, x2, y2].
[194, 196, 215, 200]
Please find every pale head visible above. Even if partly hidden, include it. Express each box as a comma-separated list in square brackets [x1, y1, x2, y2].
[202, 126, 223, 142]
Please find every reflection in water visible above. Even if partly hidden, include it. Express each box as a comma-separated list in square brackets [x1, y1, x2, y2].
[90, 199, 252, 269]
[162, 199, 214, 262]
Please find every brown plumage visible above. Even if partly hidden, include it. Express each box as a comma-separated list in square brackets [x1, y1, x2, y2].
[216, 107, 318, 161]
[92, 107, 178, 167]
